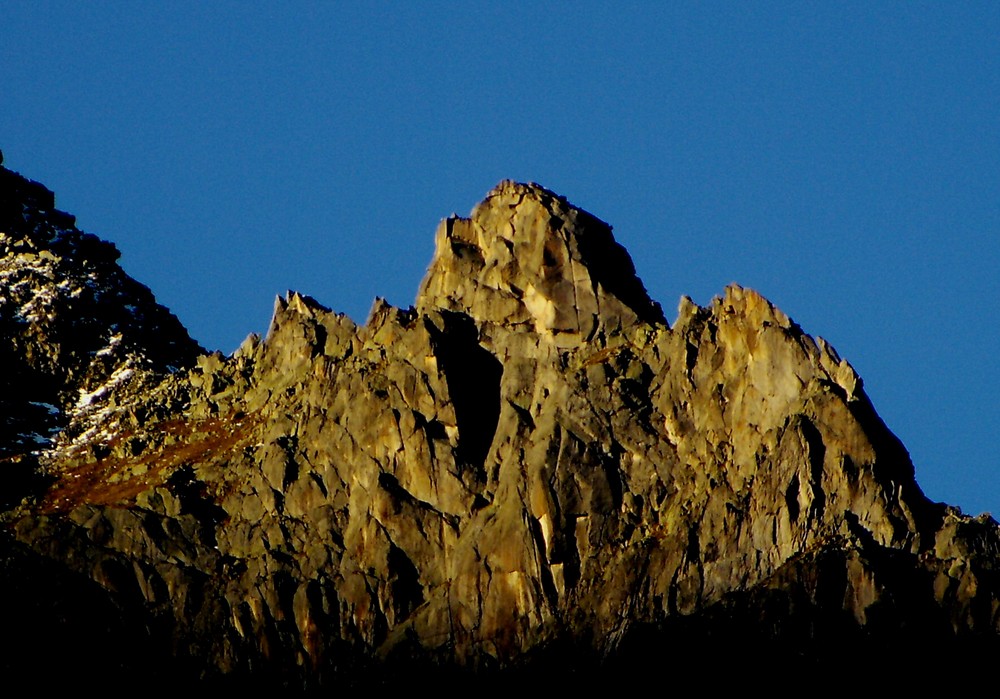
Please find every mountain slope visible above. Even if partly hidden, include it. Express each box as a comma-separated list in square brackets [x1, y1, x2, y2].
[1, 167, 998, 690]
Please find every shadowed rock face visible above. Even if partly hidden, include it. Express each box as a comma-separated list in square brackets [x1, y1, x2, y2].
[1, 170, 999, 691]
[0, 167, 203, 509]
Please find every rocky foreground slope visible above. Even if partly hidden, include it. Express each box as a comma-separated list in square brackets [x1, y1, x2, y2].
[1, 163, 999, 690]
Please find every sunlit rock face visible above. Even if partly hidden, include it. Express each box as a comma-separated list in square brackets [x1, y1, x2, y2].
[416, 179, 664, 343]
[2, 168, 999, 691]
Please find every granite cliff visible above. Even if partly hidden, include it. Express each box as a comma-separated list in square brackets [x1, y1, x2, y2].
[2, 163, 999, 690]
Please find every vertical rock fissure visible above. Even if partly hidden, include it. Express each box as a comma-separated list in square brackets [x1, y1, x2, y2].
[430, 312, 503, 479]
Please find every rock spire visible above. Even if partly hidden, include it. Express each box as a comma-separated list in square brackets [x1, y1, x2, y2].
[417, 180, 664, 344]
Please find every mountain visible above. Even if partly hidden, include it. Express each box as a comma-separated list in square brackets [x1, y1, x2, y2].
[1, 163, 999, 691]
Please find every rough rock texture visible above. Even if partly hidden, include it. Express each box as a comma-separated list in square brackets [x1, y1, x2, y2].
[2, 170, 999, 690]
[0, 167, 203, 508]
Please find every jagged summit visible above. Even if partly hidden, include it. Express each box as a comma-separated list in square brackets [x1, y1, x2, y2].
[2, 165, 1000, 691]
[0, 164, 202, 505]
[417, 180, 665, 345]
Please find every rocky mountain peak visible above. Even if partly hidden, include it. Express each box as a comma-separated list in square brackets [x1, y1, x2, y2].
[416, 180, 665, 346]
[3, 167, 1000, 691]
[0, 163, 203, 504]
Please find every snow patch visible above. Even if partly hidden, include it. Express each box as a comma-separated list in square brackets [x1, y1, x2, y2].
[95, 332, 123, 357]
[75, 364, 135, 409]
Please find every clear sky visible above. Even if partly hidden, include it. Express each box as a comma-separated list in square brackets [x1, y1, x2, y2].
[3, 2, 998, 517]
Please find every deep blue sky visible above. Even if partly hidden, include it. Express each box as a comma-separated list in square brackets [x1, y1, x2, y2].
[3, 2, 998, 517]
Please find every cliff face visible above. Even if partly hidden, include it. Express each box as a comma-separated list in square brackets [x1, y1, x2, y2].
[2, 167, 999, 689]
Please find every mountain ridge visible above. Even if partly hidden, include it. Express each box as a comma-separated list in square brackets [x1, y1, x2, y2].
[2, 162, 999, 690]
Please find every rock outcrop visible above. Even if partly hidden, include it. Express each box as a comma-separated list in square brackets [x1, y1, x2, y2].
[1, 167, 999, 690]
